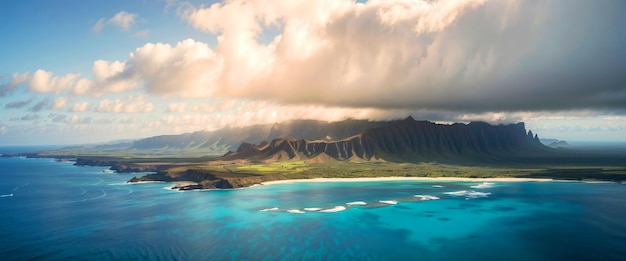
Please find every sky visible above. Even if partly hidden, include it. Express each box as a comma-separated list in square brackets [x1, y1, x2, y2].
[1, 0, 625, 145]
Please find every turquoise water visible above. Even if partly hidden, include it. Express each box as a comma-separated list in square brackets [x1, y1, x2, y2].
[1, 154, 626, 260]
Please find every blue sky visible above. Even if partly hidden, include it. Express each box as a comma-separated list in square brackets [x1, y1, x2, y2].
[1, 0, 625, 145]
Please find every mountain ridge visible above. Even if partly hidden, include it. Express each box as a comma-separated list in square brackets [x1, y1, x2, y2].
[222, 117, 549, 164]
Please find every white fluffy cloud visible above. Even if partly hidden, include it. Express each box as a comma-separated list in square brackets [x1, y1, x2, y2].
[128, 40, 223, 98]
[28, 70, 80, 94]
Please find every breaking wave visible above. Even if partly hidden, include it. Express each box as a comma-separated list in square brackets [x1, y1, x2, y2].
[444, 190, 491, 199]
[320, 206, 346, 212]
[470, 182, 494, 189]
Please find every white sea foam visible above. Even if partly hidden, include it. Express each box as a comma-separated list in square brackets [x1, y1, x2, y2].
[444, 190, 491, 199]
[260, 207, 279, 212]
[466, 191, 491, 198]
[320, 206, 346, 212]
[75, 189, 107, 202]
[432, 185, 444, 188]
[110, 181, 165, 186]
[304, 208, 322, 211]
[379, 200, 398, 205]
[414, 195, 440, 200]
[287, 209, 305, 214]
[444, 190, 469, 196]
[470, 182, 494, 189]
[0, 194, 13, 198]
[346, 201, 367, 206]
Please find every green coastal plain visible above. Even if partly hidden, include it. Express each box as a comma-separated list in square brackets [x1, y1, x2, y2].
[87, 156, 626, 189]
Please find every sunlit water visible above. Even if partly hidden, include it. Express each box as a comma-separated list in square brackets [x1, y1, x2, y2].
[1, 154, 625, 260]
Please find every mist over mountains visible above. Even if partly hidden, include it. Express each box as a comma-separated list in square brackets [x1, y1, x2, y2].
[223, 117, 548, 164]
[126, 119, 396, 155]
[12, 117, 554, 165]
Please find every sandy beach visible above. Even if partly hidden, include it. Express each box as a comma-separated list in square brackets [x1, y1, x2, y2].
[173, 181, 199, 186]
[260, 177, 555, 186]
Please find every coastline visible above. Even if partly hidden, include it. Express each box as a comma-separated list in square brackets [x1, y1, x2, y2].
[260, 177, 556, 186]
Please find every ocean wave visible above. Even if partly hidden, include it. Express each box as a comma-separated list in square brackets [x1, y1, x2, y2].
[470, 182, 494, 189]
[109, 181, 165, 186]
[444, 190, 491, 199]
[320, 206, 347, 212]
[432, 185, 444, 188]
[75, 189, 107, 202]
[260, 207, 279, 212]
[379, 200, 398, 205]
[346, 201, 367, 206]
[414, 195, 440, 200]
[287, 209, 305, 214]
[304, 208, 322, 211]
[90, 178, 104, 186]
[0, 193, 13, 198]
[12, 183, 29, 192]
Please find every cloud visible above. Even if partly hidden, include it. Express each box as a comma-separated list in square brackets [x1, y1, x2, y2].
[90, 60, 139, 93]
[2, 0, 624, 145]
[29, 99, 50, 112]
[96, 95, 154, 113]
[70, 102, 90, 112]
[92, 11, 140, 33]
[28, 70, 80, 94]
[92, 18, 107, 33]
[78, 39, 222, 98]
[0, 73, 29, 97]
[14, 114, 40, 121]
[109, 11, 138, 31]
[51, 97, 69, 110]
[4, 99, 32, 109]
[167, 0, 626, 113]
[191, 99, 238, 113]
[166, 102, 188, 113]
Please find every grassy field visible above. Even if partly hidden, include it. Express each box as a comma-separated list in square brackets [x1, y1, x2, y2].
[175, 161, 626, 182]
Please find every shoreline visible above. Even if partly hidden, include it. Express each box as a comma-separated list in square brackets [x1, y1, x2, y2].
[260, 177, 557, 186]
[163, 177, 621, 191]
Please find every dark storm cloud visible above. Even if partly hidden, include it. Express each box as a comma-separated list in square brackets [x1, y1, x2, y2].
[175, 0, 626, 114]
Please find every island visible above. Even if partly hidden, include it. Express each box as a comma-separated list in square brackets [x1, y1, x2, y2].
[4, 117, 626, 190]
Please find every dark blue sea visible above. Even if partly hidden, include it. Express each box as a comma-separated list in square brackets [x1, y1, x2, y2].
[1, 148, 626, 260]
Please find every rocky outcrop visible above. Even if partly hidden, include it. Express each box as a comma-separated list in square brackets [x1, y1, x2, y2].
[128, 169, 287, 189]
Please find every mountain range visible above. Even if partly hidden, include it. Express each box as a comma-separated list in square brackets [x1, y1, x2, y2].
[221, 117, 549, 164]
[8, 117, 551, 164]
[58, 118, 397, 156]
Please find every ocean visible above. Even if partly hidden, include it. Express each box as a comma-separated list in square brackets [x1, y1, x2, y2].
[1, 150, 625, 260]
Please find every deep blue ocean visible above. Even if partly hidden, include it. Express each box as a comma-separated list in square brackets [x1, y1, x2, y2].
[1, 147, 626, 260]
